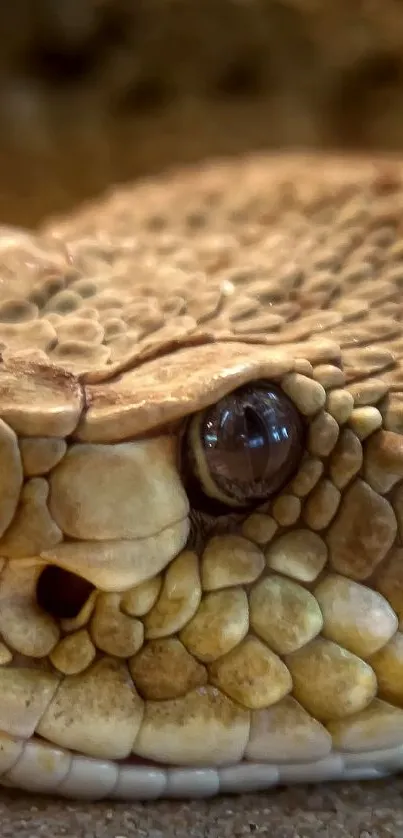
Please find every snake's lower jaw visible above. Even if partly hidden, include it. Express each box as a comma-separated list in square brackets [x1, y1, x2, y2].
[0, 696, 402, 799]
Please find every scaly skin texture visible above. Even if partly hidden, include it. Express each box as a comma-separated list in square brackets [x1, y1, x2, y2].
[0, 152, 402, 799]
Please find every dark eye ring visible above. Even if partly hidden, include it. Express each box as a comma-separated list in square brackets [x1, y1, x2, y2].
[183, 380, 305, 510]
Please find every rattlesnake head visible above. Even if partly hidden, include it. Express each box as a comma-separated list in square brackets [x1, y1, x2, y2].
[0, 153, 400, 798]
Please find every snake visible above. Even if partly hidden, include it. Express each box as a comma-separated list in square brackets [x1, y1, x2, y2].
[0, 150, 401, 801]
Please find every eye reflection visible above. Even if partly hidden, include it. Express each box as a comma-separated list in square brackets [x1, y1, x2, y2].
[185, 381, 305, 509]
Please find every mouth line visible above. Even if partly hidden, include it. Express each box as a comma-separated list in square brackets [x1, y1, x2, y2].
[0, 732, 401, 800]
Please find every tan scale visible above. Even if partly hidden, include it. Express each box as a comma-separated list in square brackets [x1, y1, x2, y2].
[0, 561, 59, 658]
[19, 437, 67, 477]
[369, 632, 403, 705]
[0, 643, 12, 666]
[329, 429, 363, 489]
[179, 588, 249, 662]
[307, 411, 340, 458]
[249, 575, 323, 655]
[290, 457, 324, 497]
[90, 593, 144, 658]
[49, 629, 96, 676]
[201, 535, 265, 591]
[241, 513, 278, 545]
[129, 638, 208, 701]
[349, 406, 383, 440]
[120, 576, 162, 618]
[144, 551, 201, 639]
[314, 574, 398, 658]
[1, 155, 403, 798]
[208, 635, 292, 709]
[325, 390, 355, 425]
[0, 478, 62, 557]
[302, 479, 341, 531]
[271, 494, 301, 527]
[265, 529, 328, 582]
[245, 697, 332, 763]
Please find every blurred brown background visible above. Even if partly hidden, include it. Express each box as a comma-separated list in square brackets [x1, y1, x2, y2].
[1, 0, 403, 226]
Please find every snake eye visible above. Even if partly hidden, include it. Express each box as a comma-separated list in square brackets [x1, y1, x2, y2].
[184, 381, 305, 509]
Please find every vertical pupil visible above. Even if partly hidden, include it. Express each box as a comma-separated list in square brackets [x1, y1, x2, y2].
[243, 406, 266, 449]
[243, 406, 269, 482]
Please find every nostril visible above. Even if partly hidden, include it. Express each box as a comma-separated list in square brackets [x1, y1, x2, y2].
[36, 566, 95, 620]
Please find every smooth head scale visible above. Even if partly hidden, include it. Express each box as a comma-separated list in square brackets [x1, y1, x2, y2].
[0, 153, 402, 799]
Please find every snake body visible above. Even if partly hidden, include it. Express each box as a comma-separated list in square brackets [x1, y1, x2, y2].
[0, 152, 401, 799]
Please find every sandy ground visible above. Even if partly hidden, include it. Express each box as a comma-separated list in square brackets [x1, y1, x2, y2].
[1, 779, 403, 838]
